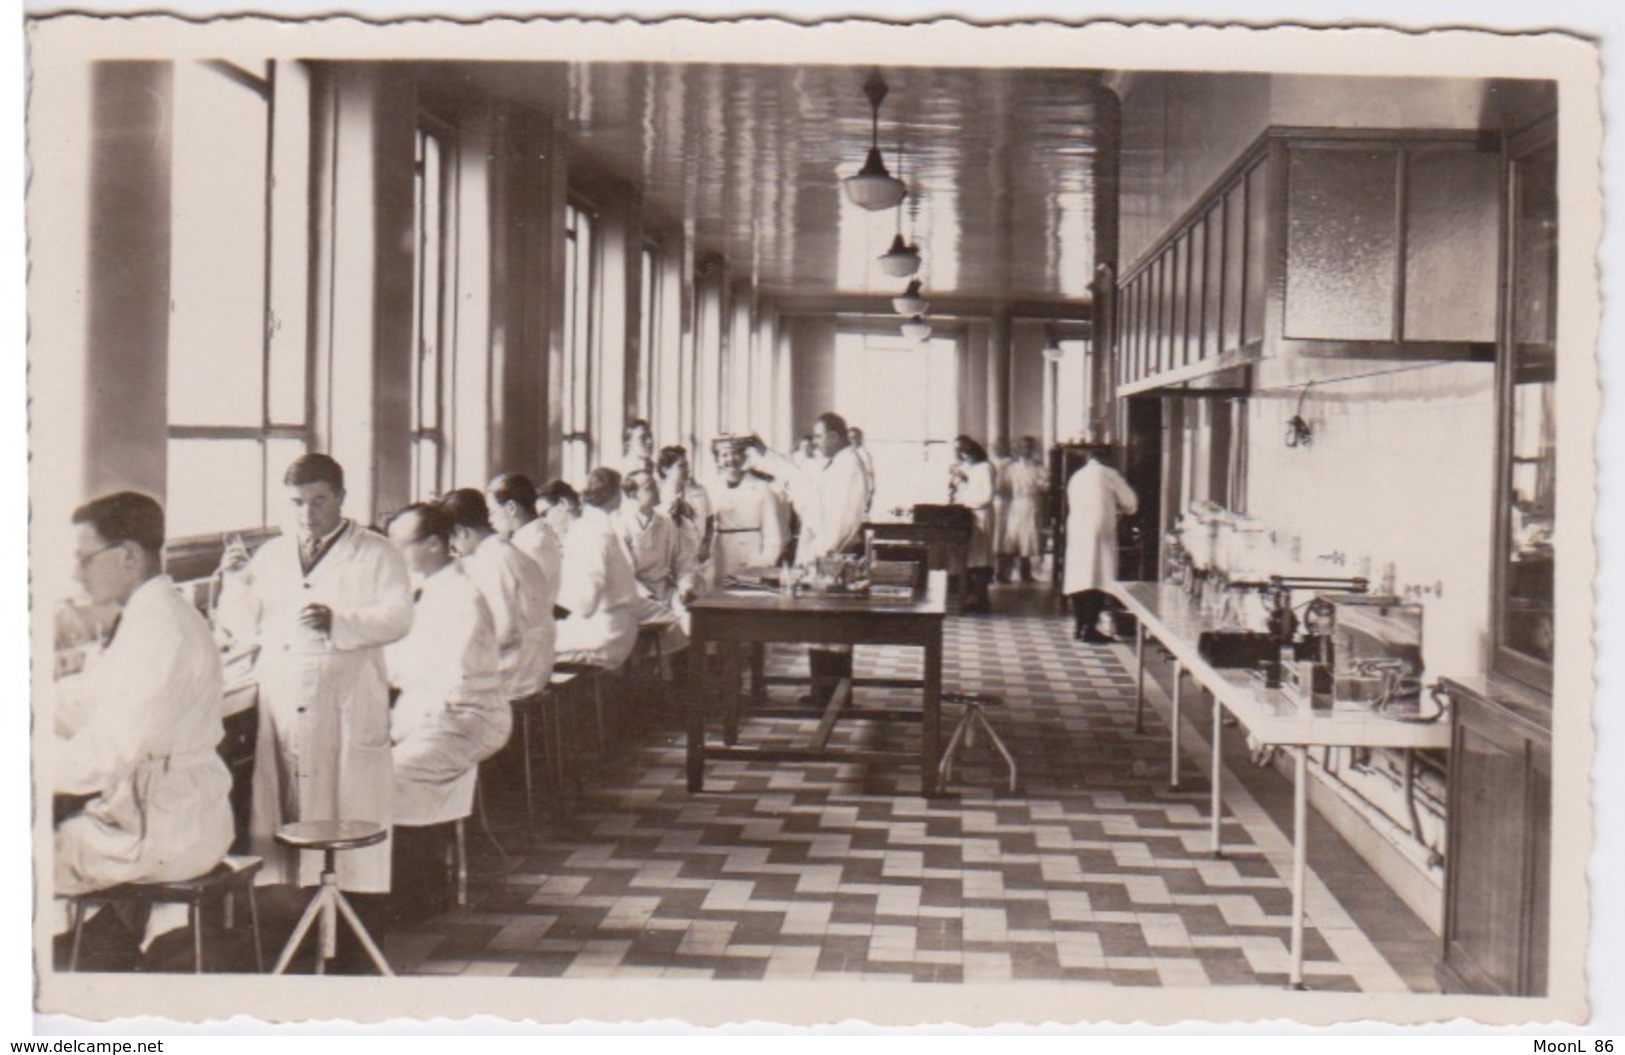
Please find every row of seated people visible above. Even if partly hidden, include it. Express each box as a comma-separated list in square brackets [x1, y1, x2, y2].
[52, 441, 792, 967]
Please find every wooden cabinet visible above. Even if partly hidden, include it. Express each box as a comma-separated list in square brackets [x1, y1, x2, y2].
[1116, 129, 1502, 395]
[1438, 676, 1551, 996]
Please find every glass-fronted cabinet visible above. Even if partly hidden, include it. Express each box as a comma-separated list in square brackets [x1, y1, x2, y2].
[1494, 119, 1557, 693]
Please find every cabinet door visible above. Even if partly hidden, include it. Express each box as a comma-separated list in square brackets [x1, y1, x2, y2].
[1448, 707, 1534, 995]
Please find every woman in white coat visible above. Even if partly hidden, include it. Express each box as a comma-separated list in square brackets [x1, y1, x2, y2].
[949, 435, 997, 613]
[1063, 449, 1138, 642]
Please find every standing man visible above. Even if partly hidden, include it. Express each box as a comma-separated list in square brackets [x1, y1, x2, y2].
[746, 412, 870, 705]
[441, 488, 555, 699]
[54, 492, 235, 951]
[1001, 436, 1049, 584]
[618, 418, 656, 477]
[217, 454, 413, 897]
[1063, 449, 1139, 643]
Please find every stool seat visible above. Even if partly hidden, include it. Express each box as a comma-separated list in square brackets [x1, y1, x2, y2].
[548, 670, 579, 687]
[553, 661, 602, 675]
[274, 819, 388, 852]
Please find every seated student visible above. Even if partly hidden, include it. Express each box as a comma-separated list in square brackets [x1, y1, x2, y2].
[536, 479, 582, 543]
[553, 468, 642, 671]
[612, 468, 698, 651]
[384, 503, 509, 919]
[440, 488, 555, 698]
[487, 473, 563, 615]
[54, 492, 234, 955]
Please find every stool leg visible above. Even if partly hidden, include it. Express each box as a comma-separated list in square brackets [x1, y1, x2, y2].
[972, 708, 1020, 794]
[272, 887, 327, 974]
[246, 883, 264, 972]
[191, 902, 204, 973]
[69, 899, 87, 972]
[938, 710, 972, 787]
[332, 891, 395, 976]
[519, 706, 537, 832]
[455, 818, 468, 908]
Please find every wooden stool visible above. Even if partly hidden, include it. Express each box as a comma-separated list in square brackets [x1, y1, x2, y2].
[68, 855, 264, 973]
[937, 692, 1020, 794]
[553, 661, 607, 759]
[270, 820, 392, 976]
[512, 673, 582, 829]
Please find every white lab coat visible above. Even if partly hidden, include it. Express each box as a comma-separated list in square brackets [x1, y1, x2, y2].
[614, 506, 695, 650]
[218, 522, 413, 893]
[387, 563, 510, 827]
[554, 505, 642, 670]
[709, 474, 787, 582]
[951, 460, 996, 568]
[511, 518, 563, 611]
[464, 533, 555, 699]
[752, 445, 869, 565]
[1000, 458, 1048, 558]
[54, 576, 235, 898]
[854, 446, 876, 511]
[1063, 460, 1139, 595]
[990, 456, 1012, 555]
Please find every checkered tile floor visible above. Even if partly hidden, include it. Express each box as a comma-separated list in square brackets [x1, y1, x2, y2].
[384, 576, 1441, 990]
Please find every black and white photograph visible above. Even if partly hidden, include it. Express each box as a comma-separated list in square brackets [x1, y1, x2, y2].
[20, 6, 1604, 1031]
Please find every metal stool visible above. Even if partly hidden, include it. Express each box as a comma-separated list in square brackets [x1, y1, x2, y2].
[68, 855, 264, 973]
[270, 820, 393, 976]
[553, 661, 607, 758]
[938, 692, 1020, 793]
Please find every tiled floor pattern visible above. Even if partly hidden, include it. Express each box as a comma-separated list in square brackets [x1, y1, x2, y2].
[384, 581, 1439, 990]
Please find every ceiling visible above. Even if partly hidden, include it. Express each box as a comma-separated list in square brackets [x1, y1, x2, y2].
[444, 62, 1106, 307]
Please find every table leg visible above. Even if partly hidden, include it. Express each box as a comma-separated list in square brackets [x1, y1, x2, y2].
[1134, 623, 1147, 733]
[686, 632, 706, 792]
[921, 635, 943, 797]
[721, 642, 743, 746]
[1209, 687, 1223, 858]
[750, 642, 767, 705]
[1169, 661, 1182, 790]
[1290, 746, 1309, 990]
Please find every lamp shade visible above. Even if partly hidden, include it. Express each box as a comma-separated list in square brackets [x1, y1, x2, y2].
[900, 315, 932, 341]
[844, 148, 907, 211]
[1041, 343, 1067, 362]
[879, 234, 922, 278]
[893, 279, 929, 316]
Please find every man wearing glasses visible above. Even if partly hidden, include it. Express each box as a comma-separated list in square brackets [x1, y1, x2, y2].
[54, 492, 234, 954]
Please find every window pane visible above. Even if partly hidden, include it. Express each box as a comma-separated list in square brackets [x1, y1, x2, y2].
[1285, 147, 1398, 341]
[262, 436, 307, 530]
[1243, 160, 1269, 347]
[167, 437, 264, 538]
[167, 63, 268, 428]
[413, 436, 443, 501]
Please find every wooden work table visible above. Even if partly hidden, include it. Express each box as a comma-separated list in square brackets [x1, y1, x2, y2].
[685, 570, 948, 797]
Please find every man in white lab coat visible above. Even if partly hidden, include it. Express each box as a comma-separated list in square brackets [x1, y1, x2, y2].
[707, 437, 786, 583]
[383, 503, 509, 920]
[554, 468, 643, 671]
[487, 473, 563, 620]
[217, 454, 413, 897]
[613, 468, 698, 651]
[442, 488, 555, 699]
[54, 492, 234, 951]
[1063, 449, 1139, 642]
[746, 412, 870, 704]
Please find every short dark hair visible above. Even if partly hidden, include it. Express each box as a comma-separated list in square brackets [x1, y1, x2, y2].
[622, 468, 656, 497]
[538, 480, 580, 511]
[623, 418, 652, 445]
[488, 473, 538, 512]
[955, 435, 989, 464]
[439, 488, 492, 532]
[284, 453, 345, 492]
[389, 502, 451, 546]
[655, 445, 689, 477]
[72, 491, 165, 556]
[582, 467, 623, 509]
[813, 412, 849, 437]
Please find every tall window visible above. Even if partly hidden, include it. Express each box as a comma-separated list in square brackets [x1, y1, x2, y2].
[561, 201, 597, 482]
[1043, 338, 1089, 447]
[166, 61, 307, 539]
[640, 243, 660, 426]
[410, 119, 454, 499]
[834, 329, 959, 512]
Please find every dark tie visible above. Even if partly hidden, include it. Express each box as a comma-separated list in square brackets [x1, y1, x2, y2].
[103, 613, 122, 647]
[300, 535, 320, 572]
